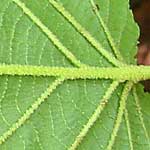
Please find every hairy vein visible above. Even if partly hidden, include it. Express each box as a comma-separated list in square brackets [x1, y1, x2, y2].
[0, 77, 64, 145]
[12, 0, 86, 68]
[124, 108, 133, 150]
[69, 81, 120, 150]
[90, 0, 123, 61]
[133, 88, 150, 148]
[0, 64, 150, 81]
[48, 0, 126, 67]
[106, 81, 134, 150]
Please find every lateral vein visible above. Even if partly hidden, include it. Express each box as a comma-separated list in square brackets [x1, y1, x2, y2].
[69, 81, 120, 150]
[48, 0, 125, 67]
[12, 0, 86, 68]
[133, 88, 150, 148]
[124, 108, 134, 150]
[106, 81, 134, 150]
[0, 77, 64, 145]
[90, 0, 123, 61]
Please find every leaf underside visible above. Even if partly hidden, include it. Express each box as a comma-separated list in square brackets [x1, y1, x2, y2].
[0, 0, 149, 150]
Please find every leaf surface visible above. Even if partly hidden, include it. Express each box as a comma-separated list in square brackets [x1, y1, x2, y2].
[0, 0, 149, 150]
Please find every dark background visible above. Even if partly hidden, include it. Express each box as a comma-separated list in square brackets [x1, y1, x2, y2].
[130, 0, 150, 92]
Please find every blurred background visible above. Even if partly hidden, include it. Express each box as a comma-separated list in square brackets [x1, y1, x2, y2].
[130, 0, 150, 92]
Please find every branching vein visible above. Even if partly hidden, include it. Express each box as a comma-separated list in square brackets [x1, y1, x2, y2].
[48, 0, 126, 67]
[133, 88, 150, 148]
[69, 81, 120, 150]
[0, 64, 150, 81]
[0, 77, 64, 145]
[90, 0, 123, 61]
[0, 1, 149, 149]
[12, 0, 86, 68]
[106, 81, 134, 150]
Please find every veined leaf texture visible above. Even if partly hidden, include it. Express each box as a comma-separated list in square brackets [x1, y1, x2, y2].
[0, 0, 149, 150]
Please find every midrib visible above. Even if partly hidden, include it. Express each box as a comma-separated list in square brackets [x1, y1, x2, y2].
[0, 64, 150, 82]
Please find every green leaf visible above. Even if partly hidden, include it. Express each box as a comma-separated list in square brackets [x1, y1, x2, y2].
[0, 0, 149, 150]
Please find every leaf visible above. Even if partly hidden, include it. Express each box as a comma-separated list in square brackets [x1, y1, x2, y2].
[0, 0, 149, 150]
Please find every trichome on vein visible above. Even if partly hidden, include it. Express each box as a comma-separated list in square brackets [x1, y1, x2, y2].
[0, 64, 150, 82]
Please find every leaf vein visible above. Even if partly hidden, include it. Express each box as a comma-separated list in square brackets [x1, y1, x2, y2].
[48, 0, 125, 67]
[133, 88, 150, 148]
[90, 0, 123, 61]
[0, 1, 11, 29]
[69, 81, 120, 150]
[0, 77, 10, 126]
[49, 103, 69, 149]
[0, 77, 64, 145]
[106, 81, 134, 150]
[9, 6, 23, 64]
[12, 0, 86, 68]
[124, 108, 134, 150]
